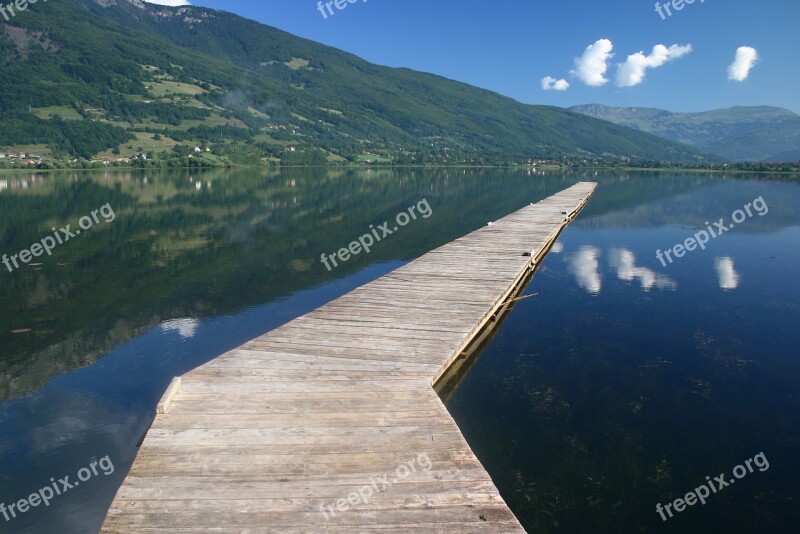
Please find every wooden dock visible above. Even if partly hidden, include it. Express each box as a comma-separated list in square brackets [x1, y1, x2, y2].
[102, 182, 597, 533]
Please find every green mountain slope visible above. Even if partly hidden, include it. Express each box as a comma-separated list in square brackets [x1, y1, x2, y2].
[0, 0, 706, 165]
[570, 104, 800, 162]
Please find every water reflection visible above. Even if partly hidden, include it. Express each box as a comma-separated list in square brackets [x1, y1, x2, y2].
[1, 169, 798, 532]
[609, 248, 676, 291]
[160, 318, 200, 339]
[568, 246, 602, 294]
[446, 175, 800, 533]
[715, 256, 740, 290]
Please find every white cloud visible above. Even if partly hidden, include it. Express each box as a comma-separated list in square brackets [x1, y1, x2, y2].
[144, 0, 192, 5]
[550, 242, 564, 254]
[616, 44, 692, 87]
[714, 257, 740, 290]
[728, 46, 759, 81]
[541, 76, 570, 91]
[609, 249, 677, 291]
[571, 39, 614, 87]
[569, 246, 602, 294]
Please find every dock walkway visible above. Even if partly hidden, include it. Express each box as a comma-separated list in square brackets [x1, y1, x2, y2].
[102, 182, 597, 533]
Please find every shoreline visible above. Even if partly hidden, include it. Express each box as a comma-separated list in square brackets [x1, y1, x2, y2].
[0, 163, 798, 176]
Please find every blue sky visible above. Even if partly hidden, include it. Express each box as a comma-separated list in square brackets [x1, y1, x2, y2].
[153, 0, 800, 113]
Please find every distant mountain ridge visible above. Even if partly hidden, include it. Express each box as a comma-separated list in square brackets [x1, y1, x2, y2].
[0, 0, 706, 164]
[570, 104, 800, 162]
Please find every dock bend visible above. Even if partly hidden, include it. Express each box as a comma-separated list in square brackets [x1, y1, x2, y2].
[102, 181, 597, 533]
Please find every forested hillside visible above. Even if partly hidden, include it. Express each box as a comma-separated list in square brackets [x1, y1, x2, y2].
[0, 0, 707, 166]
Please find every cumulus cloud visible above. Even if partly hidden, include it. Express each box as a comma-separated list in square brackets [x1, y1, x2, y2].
[569, 246, 602, 294]
[144, 0, 192, 5]
[728, 46, 759, 81]
[541, 76, 570, 91]
[571, 39, 614, 87]
[609, 249, 677, 291]
[616, 44, 692, 87]
[714, 257, 740, 290]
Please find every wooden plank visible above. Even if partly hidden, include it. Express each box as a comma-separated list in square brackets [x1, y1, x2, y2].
[102, 182, 597, 533]
[156, 377, 181, 415]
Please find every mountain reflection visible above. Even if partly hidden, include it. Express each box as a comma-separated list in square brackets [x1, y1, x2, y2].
[2, 169, 793, 400]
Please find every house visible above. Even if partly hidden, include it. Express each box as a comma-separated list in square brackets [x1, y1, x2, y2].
[193, 146, 202, 153]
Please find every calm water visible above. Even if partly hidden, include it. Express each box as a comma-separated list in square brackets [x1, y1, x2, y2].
[0, 169, 798, 532]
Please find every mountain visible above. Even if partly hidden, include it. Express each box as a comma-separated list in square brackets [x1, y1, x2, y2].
[0, 0, 706, 166]
[570, 104, 800, 162]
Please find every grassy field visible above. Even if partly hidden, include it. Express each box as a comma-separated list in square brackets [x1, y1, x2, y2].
[145, 80, 206, 98]
[357, 153, 392, 163]
[104, 113, 244, 132]
[1, 144, 53, 157]
[31, 106, 84, 121]
[95, 132, 179, 159]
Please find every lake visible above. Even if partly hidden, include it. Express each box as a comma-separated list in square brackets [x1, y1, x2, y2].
[0, 168, 798, 532]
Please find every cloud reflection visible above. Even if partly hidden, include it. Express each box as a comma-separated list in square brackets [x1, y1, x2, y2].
[160, 318, 199, 339]
[569, 246, 602, 294]
[715, 257, 740, 290]
[609, 248, 677, 291]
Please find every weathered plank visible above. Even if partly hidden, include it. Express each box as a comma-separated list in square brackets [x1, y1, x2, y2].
[156, 377, 182, 415]
[102, 182, 597, 533]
